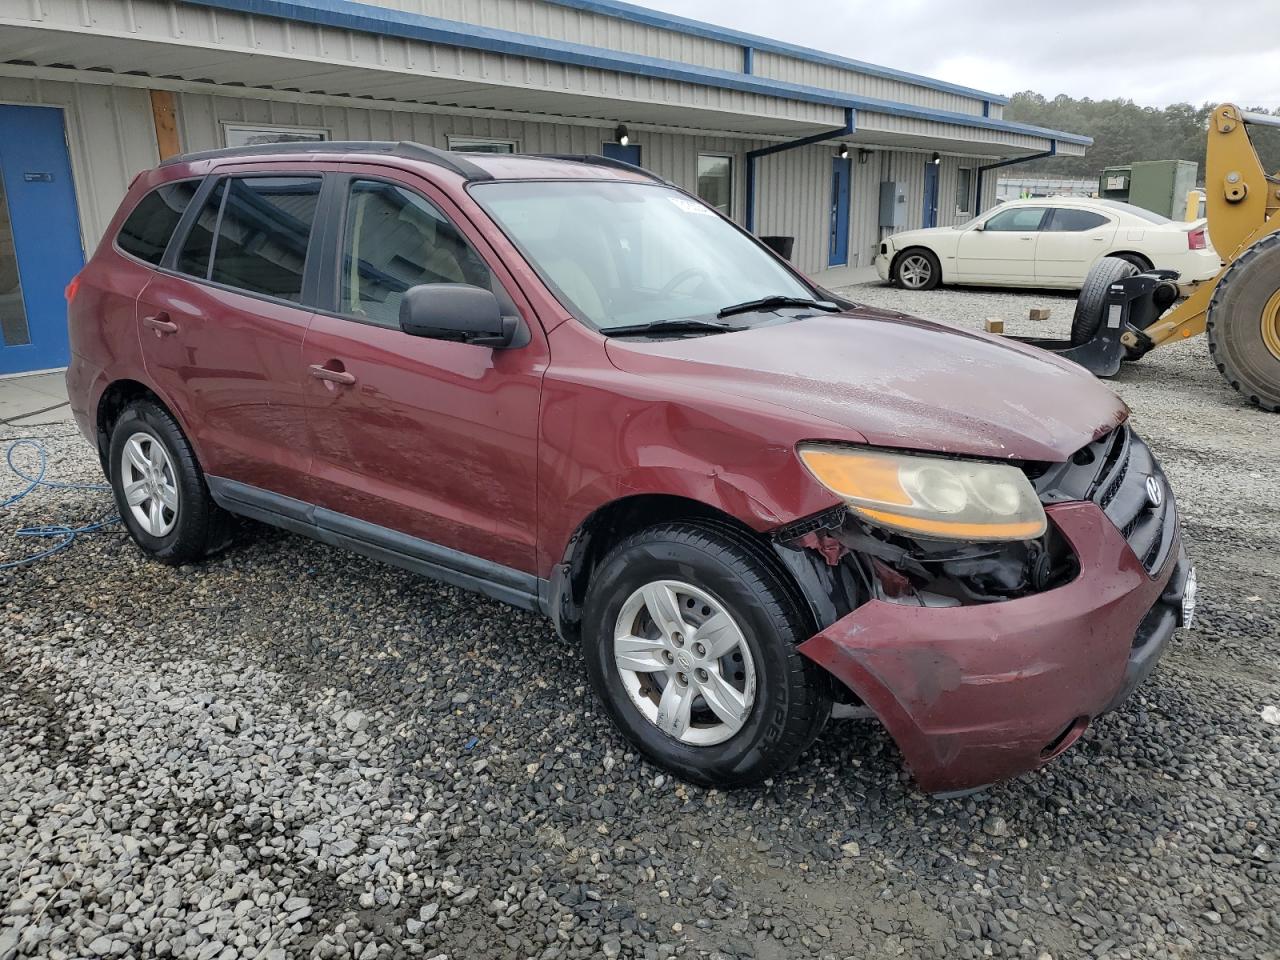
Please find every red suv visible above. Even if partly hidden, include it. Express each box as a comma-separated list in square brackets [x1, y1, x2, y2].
[65, 142, 1195, 794]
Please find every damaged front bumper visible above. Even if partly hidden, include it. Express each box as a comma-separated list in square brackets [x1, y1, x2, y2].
[796, 500, 1189, 794]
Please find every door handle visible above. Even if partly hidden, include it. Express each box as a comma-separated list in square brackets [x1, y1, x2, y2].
[143, 312, 178, 335]
[309, 362, 356, 386]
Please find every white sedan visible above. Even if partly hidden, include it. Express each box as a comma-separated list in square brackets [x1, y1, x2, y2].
[873, 197, 1221, 290]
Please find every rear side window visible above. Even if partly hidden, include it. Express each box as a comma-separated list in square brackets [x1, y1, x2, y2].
[1046, 209, 1110, 232]
[177, 180, 224, 279]
[209, 177, 322, 302]
[116, 181, 200, 265]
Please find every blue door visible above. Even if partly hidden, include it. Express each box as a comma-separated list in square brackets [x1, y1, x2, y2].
[828, 156, 851, 266]
[922, 160, 940, 229]
[602, 142, 642, 167]
[0, 105, 84, 375]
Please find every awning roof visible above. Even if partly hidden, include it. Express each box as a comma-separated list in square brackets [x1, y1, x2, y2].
[0, 0, 1091, 156]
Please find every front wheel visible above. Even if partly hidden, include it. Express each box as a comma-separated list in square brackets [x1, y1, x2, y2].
[1207, 232, 1280, 412]
[894, 248, 941, 290]
[580, 522, 831, 786]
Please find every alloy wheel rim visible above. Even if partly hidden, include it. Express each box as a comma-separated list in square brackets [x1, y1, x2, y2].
[1262, 288, 1280, 362]
[613, 580, 757, 747]
[120, 432, 179, 538]
[900, 255, 932, 289]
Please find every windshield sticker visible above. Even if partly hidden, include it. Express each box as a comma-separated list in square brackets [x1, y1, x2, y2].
[667, 196, 715, 216]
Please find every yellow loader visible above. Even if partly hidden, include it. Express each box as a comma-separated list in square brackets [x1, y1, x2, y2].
[1022, 104, 1280, 411]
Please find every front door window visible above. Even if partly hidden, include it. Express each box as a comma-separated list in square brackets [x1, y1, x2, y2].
[340, 179, 493, 328]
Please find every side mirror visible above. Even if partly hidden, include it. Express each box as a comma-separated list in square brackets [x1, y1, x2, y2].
[971, 221, 985, 232]
[399, 283, 517, 347]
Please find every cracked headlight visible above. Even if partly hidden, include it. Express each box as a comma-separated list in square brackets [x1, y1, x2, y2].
[798, 444, 1047, 542]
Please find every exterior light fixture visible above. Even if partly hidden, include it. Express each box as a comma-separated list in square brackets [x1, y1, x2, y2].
[615, 124, 630, 146]
[931, 151, 942, 165]
[837, 144, 849, 159]
[858, 148, 871, 164]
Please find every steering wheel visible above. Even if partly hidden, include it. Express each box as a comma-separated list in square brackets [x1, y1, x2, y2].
[660, 268, 711, 297]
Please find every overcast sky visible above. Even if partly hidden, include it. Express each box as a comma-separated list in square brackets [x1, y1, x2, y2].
[641, 0, 1279, 109]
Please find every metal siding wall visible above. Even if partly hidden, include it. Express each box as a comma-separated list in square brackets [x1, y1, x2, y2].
[856, 150, 998, 254]
[4, 71, 1014, 293]
[268, 0, 745, 70]
[176, 94, 611, 155]
[753, 143, 831, 275]
[849, 152, 882, 268]
[0, 75, 156, 252]
[752, 52, 987, 116]
[174, 96, 764, 229]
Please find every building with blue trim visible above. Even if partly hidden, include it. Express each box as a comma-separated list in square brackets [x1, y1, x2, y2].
[0, 0, 1088, 374]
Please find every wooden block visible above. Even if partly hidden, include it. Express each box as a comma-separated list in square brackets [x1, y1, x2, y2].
[984, 318, 1005, 334]
[149, 90, 181, 161]
[1029, 307, 1051, 321]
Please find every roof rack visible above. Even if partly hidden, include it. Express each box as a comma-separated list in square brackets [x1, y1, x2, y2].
[533, 154, 672, 186]
[161, 140, 494, 181]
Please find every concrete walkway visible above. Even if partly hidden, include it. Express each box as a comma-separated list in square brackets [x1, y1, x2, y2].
[0, 371, 74, 427]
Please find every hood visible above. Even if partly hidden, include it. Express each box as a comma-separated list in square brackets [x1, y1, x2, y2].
[604, 307, 1128, 462]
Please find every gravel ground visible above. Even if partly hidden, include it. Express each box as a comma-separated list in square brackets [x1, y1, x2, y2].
[1, 282, 1278, 960]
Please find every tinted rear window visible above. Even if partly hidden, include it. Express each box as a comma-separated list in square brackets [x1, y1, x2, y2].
[116, 181, 200, 265]
[208, 177, 321, 302]
[1047, 209, 1110, 232]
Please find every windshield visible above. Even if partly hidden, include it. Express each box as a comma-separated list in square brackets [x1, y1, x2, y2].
[471, 180, 813, 330]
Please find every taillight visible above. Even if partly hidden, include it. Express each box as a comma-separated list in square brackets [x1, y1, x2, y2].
[1188, 228, 1207, 250]
[64, 275, 82, 303]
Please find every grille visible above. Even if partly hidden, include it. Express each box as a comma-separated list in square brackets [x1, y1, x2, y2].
[1033, 424, 1175, 574]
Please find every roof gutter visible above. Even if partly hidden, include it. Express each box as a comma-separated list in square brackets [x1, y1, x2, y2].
[746, 108, 855, 234]
[975, 143, 1057, 213]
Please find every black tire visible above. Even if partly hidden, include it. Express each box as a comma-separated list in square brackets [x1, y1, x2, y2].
[107, 400, 232, 564]
[1111, 252, 1153, 274]
[1206, 232, 1280, 412]
[580, 521, 831, 787]
[1071, 256, 1138, 345]
[893, 248, 942, 290]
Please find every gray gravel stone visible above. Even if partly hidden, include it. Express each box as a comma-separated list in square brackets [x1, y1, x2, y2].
[1, 281, 1278, 959]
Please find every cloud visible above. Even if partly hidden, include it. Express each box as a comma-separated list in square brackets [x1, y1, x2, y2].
[644, 0, 1280, 108]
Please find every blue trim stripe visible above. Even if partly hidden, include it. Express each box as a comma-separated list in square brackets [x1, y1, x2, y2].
[181, 0, 1091, 147]
[533, 0, 1011, 105]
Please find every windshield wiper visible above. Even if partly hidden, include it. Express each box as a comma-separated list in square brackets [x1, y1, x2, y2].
[716, 295, 840, 319]
[603, 318, 746, 337]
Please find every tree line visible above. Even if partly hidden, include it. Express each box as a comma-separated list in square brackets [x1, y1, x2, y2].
[1004, 92, 1280, 180]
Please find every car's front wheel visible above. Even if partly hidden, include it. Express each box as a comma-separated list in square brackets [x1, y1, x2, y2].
[894, 248, 941, 290]
[581, 521, 831, 786]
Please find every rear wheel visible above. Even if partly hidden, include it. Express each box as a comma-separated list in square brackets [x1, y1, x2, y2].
[1111, 252, 1153, 273]
[894, 248, 941, 290]
[1207, 232, 1280, 412]
[580, 522, 831, 786]
[1071, 256, 1138, 345]
[108, 400, 232, 564]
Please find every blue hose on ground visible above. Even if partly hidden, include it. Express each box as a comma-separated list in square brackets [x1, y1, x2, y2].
[1, 439, 119, 570]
